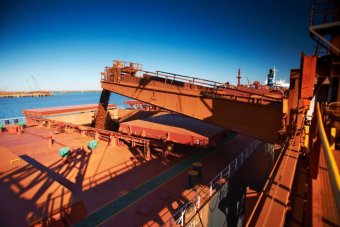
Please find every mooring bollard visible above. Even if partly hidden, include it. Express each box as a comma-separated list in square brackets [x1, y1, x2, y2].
[188, 170, 199, 189]
[192, 162, 203, 177]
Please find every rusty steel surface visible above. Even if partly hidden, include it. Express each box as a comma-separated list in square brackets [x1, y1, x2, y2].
[246, 54, 321, 226]
[0, 123, 214, 226]
[100, 70, 283, 143]
[23, 104, 116, 117]
[300, 56, 316, 107]
[246, 135, 301, 226]
[305, 103, 340, 225]
[77, 135, 256, 226]
[123, 100, 146, 106]
[287, 69, 300, 127]
[119, 113, 226, 147]
[311, 146, 340, 226]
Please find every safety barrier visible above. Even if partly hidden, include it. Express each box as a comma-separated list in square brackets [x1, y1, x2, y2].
[150, 70, 227, 90]
[316, 102, 340, 207]
[162, 140, 261, 226]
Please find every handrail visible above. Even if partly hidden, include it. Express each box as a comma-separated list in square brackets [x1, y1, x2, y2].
[310, 0, 340, 26]
[101, 65, 283, 103]
[156, 70, 225, 88]
[311, 8, 340, 25]
[135, 70, 282, 102]
[162, 140, 261, 226]
[328, 101, 340, 109]
[316, 102, 340, 208]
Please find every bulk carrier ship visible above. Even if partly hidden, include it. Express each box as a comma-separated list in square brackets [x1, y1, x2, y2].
[0, 1, 339, 226]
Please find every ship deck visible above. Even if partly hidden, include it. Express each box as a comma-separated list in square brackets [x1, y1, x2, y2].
[78, 134, 258, 226]
[0, 125, 259, 226]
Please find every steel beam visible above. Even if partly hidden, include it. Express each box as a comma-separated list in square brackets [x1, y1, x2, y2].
[101, 76, 283, 143]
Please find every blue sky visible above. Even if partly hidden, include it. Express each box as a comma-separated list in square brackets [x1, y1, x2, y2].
[0, 0, 314, 91]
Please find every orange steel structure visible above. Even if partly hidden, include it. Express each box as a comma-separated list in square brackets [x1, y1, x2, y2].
[1, 2, 339, 227]
[95, 56, 318, 225]
[93, 1, 340, 224]
[119, 114, 226, 147]
[90, 1, 340, 226]
[99, 64, 284, 143]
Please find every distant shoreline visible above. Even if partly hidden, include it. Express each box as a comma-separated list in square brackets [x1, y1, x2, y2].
[52, 90, 101, 93]
[0, 91, 53, 98]
[0, 90, 101, 92]
[0, 90, 102, 98]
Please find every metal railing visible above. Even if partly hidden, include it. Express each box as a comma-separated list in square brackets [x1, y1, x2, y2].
[316, 102, 340, 208]
[101, 67, 225, 90]
[155, 70, 228, 89]
[25, 116, 163, 148]
[140, 70, 282, 102]
[309, 1, 340, 55]
[0, 117, 26, 126]
[162, 140, 261, 226]
[310, 2, 340, 26]
[100, 64, 283, 103]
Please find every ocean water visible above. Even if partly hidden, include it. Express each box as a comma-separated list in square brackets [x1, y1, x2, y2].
[0, 92, 127, 119]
